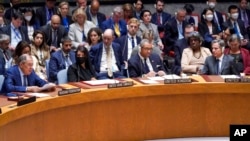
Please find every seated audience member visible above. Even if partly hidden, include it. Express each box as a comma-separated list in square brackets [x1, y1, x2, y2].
[67, 46, 96, 82]
[0, 9, 30, 51]
[9, 41, 31, 67]
[40, 15, 67, 52]
[198, 8, 221, 50]
[86, 0, 106, 28]
[224, 34, 250, 74]
[132, 30, 162, 59]
[101, 6, 127, 38]
[0, 34, 11, 75]
[137, 9, 164, 50]
[49, 37, 76, 82]
[202, 39, 240, 75]
[68, 8, 96, 50]
[128, 39, 166, 77]
[89, 29, 125, 79]
[57, 1, 73, 32]
[86, 27, 102, 51]
[151, 0, 171, 27]
[3, 54, 50, 93]
[133, 0, 144, 20]
[183, 3, 195, 26]
[173, 24, 195, 75]
[181, 31, 212, 74]
[30, 30, 50, 80]
[114, 18, 141, 61]
[122, 3, 134, 23]
[0, 5, 8, 27]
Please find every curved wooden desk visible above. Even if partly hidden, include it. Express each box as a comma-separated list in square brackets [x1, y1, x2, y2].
[0, 81, 250, 141]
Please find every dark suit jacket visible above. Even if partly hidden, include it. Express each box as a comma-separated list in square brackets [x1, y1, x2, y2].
[67, 63, 96, 82]
[0, 25, 30, 43]
[173, 38, 188, 75]
[222, 19, 248, 39]
[202, 55, 239, 75]
[164, 17, 188, 52]
[40, 24, 68, 48]
[214, 11, 224, 31]
[49, 50, 76, 82]
[114, 35, 141, 61]
[89, 42, 124, 73]
[59, 15, 73, 32]
[2, 65, 47, 93]
[238, 8, 250, 27]
[0, 50, 11, 75]
[86, 8, 106, 28]
[128, 53, 165, 77]
[151, 11, 171, 26]
[100, 18, 127, 38]
[36, 6, 58, 27]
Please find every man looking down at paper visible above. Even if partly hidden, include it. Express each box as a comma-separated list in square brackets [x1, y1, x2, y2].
[3, 54, 55, 93]
[128, 39, 166, 77]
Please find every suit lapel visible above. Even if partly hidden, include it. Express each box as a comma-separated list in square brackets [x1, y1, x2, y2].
[220, 56, 226, 74]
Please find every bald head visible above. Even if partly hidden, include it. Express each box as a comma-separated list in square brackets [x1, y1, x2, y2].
[103, 29, 114, 47]
[90, 0, 100, 15]
[51, 15, 61, 30]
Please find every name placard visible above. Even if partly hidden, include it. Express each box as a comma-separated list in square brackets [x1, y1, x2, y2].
[17, 96, 36, 106]
[164, 78, 192, 84]
[225, 78, 250, 83]
[107, 81, 134, 89]
[58, 88, 81, 96]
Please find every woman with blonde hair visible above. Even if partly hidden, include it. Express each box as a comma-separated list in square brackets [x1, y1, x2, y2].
[68, 8, 96, 50]
[57, 1, 73, 32]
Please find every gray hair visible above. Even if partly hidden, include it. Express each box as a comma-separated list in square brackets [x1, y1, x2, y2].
[0, 34, 10, 42]
[140, 39, 150, 48]
[211, 39, 225, 52]
[228, 34, 241, 43]
[17, 54, 32, 65]
[113, 6, 123, 13]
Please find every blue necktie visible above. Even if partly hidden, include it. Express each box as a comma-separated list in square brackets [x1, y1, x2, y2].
[23, 75, 27, 86]
[216, 59, 220, 75]
[234, 22, 240, 38]
[144, 59, 150, 74]
[131, 37, 135, 48]
[82, 31, 86, 41]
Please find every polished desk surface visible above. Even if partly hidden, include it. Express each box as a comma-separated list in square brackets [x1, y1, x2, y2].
[0, 75, 250, 141]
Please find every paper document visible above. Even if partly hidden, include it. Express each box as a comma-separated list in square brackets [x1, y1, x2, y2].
[147, 77, 165, 80]
[140, 79, 159, 84]
[220, 75, 240, 79]
[83, 79, 120, 85]
[162, 74, 181, 79]
[40, 83, 56, 91]
[26, 93, 51, 98]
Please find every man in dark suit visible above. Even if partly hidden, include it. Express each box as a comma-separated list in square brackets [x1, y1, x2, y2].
[35, 0, 57, 27]
[4, 0, 21, 23]
[3, 54, 49, 93]
[49, 37, 76, 83]
[202, 39, 239, 75]
[128, 39, 166, 78]
[89, 29, 125, 79]
[151, 0, 171, 27]
[86, 0, 106, 28]
[0, 10, 30, 50]
[101, 6, 127, 38]
[238, 0, 250, 29]
[40, 15, 68, 52]
[164, 8, 188, 54]
[114, 18, 141, 62]
[72, 0, 87, 15]
[206, 0, 224, 32]
[0, 34, 11, 75]
[173, 24, 194, 75]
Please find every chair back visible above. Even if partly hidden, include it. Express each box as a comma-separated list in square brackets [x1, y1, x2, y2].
[57, 69, 68, 84]
[0, 75, 4, 92]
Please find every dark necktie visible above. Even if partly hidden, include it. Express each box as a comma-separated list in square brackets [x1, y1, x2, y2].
[157, 13, 161, 25]
[82, 30, 86, 41]
[216, 59, 220, 75]
[213, 12, 221, 31]
[52, 30, 57, 47]
[48, 9, 53, 22]
[234, 22, 240, 38]
[144, 59, 150, 74]
[131, 37, 135, 48]
[243, 11, 249, 28]
[3, 50, 9, 61]
[23, 75, 27, 86]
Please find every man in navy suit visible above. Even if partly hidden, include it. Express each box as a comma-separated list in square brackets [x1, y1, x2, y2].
[151, 0, 171, 27]
[114, 18, 141, 62]
[202, 39, 239, 75]
[35, 0, 58, 27]
[0, 10, 30, 51]
[89, 29, 125, 79]
[164, 8, 188, 54]
[49, 37, 76, 82]
[0, 34, 11, 75]
[128, 39, 166, 78]
[3, 54, 48, 93]
[101, 6, 127, 38]
[238, 0, 250, 29]
[86, 0, 106, 28]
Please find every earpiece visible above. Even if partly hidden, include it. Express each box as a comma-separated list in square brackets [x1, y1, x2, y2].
[154, 4, 156, 9]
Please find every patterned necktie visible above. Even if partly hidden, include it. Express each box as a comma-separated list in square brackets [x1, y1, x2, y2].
[52, 30, 57, 47]
[157, 13, 161, 25]
[114, 23, 121, 37]
[106, 47, 113, 77]
[3, 50, 9, 61]
[234, 22, 240, 38]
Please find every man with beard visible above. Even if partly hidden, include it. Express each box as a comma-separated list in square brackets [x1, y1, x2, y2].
[151, 0, 171, 27]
